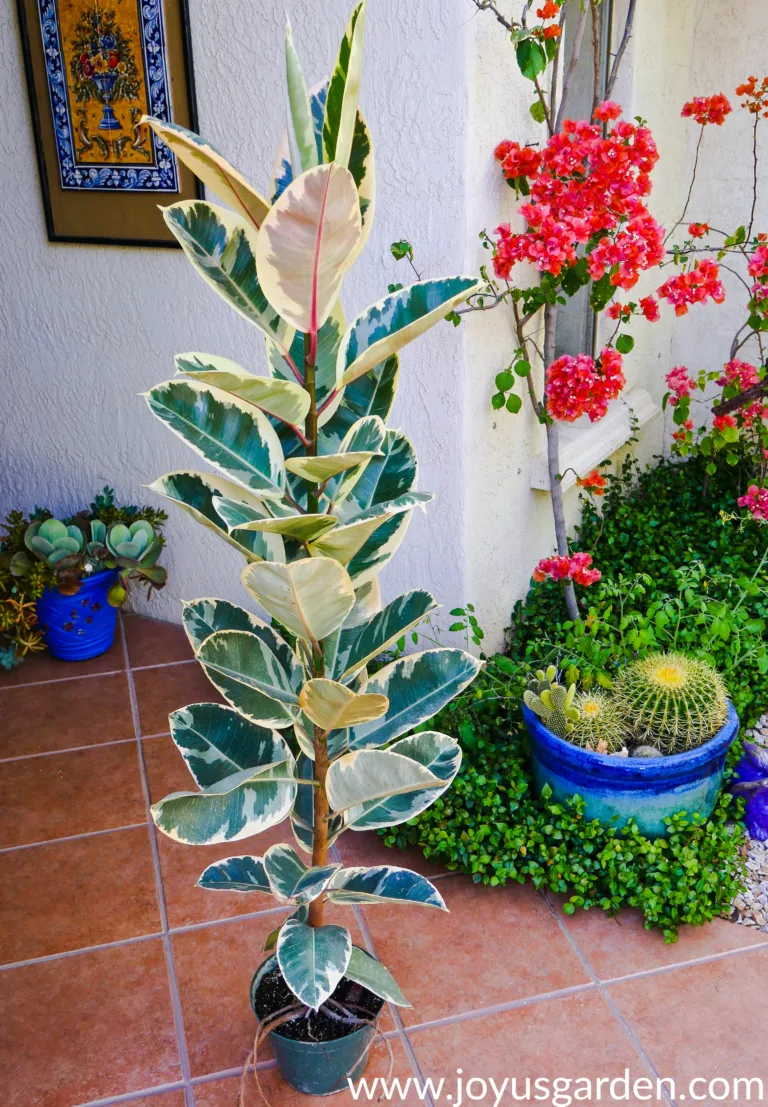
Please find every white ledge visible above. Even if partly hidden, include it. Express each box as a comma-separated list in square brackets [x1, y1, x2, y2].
[530, 387, 660, 492]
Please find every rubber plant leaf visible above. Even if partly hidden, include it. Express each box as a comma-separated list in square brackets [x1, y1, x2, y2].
[284, 18, 318, 174]
[322, 1, 367, 170]
[338, 277, 482, 386]
[346, 649, 482, 751]
[344, 946, 410, 1007]
[256, 163, 362, 340]
[334, 589, 438, 679]
[263, 843, 341, 904]
[175, 352, 310, 428]
[196, 629, 304, 728]
[299, 677, 388, 730]
[327, 864, 448, 910]
[276, 916, 352, 1010]
[181, 598, 301, 680]
[241, 557, 355, 643]
[145, 380, 286, 499]
[197, 855, 272, 893]
[169, 702, 289, 788]
[143, 117, 270, 228]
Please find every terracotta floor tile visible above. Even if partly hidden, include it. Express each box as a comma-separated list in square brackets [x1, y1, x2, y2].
[334, 830, 459, 880]
[553, 898, 768, 980]
[133, 662, 224, 736]
[194, 1037, 416, 1107]
[122, 1094, 186, 1107]
[0, 939, 181, 1106]
[408, 990, 647, 1103]
[0, 742, 146, 848]
[125, 613, 195, 668]
[0, 636, 124, 687]
[0, 826, 161, 964]
[173, 908, 380, 1078]
[362, 878, 590, 1027]
[0, 671, 133, 757]
[608, 948, 768, 1099]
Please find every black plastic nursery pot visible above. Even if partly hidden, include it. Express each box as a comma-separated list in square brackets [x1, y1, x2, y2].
[36, 569, 119, 661]
[250, 953, 384, 1096]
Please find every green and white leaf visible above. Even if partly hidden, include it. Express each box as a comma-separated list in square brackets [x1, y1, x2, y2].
[323, 1, 367, 170]
[182, 599, 298, 687]
[285, 452, 378, 482]
[263, 843, 340, 904]
[148, 472, 284, 562]
[291, 753, 347, 854]
[347, 649, 482, 750]
[325, 746, 443, 814]
[169, 702, 289, 789]
[197, 630, 303, 728]
[277, 917, 352, 1011]
[197, 854, 272, 893]
[144, 118, 270, 228]
[175, 352, 310, 427]
[343, 429, 416, 515]
[334, 589, 438, 679]
[151, 755, 297, 845]
[145, 380, 285, 499]
[299, 678, 388, 730]
[284, 18, 318, 175]
[267, 300, 346, 418]
[319, 356, 398, 453]
[338, 277, 482, 386]
[162, 202, 292, 356]
[327, 865, 447, 910]
[256, 163, 361, 336]
[342, 494, 433, 585]
[324, 414, 386, 505]
[343, 731, 462, 831]
[242, 557, 355, 642]
[233, 514, 339, 544]
[344, 947, 410, 1007]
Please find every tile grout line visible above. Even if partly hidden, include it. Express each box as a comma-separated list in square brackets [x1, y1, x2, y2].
[72, 1081, 187, 1106]
[0, 821, 148, 855]
[345, 873, 436, 1107]
[0, 931, 164, 973]
[0, 655, 195, 694]
[0, 736, 137, 764]
[601, 936, 768, 985]
[541, 891, 678, 1107]
[402, 982, 598, 1036]
[120, 616, 196, 1107]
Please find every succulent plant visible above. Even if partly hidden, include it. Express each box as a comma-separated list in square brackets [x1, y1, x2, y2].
[614, 652, 728, 753]
[104, 520, 167, 605]
[25, 518, 84, 566]
[105, 520, 156, 560]
[570, 690, 627, 753]
[524, 679, 580, 738]
[526, 665, 558, 696]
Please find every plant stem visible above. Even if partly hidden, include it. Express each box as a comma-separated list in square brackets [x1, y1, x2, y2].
[589, 0, 600, 117]
[605, 0, 636, 98]
[748, 113, 760, 241]
[664, 126, 704, 246]
[304, 334, 319, 514]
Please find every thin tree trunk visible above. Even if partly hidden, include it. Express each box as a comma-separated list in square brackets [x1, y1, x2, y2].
[543, 303, 579, 621]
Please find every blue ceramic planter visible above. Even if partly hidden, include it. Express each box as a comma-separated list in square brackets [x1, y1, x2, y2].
[524, 701, 739, 838]
[36, 570, 118, 661]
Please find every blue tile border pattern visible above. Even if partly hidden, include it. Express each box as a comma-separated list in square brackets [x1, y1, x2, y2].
[37, 0, 179, 192]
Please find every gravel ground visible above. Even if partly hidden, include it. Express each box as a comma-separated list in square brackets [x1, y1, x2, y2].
[730, 717, 768, 933]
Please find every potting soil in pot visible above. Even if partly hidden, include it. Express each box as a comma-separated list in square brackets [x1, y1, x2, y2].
[253, 963, 384, 1042]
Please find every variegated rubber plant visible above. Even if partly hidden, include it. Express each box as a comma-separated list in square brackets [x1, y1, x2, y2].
[141, 2, 482, 1015]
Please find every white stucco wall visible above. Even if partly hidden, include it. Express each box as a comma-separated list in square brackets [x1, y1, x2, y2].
[3, 0, 767, 649]
[0, 0, 471, 623]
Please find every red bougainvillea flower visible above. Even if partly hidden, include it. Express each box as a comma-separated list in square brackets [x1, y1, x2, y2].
[533, 552, 601, 586]
[536, 0, 560, 16]
[712, 413, 738, 432]
[657, 259, 726, 315]
[639, 295, 660, 321]
[717, 358, 761, 390]
[672, 418, 694, 444]
[492, 109, 662, 286]
[751, 282, 768, 302]
[748, 245, 768, 279]
[545, 347, 625, 422]
[741, 401, 768, 429]
[738, 485, 768, 520]
[681, 94, 732, 125]
[593, 99, 622, 122]
[688, 222, 710, 238]
[736, 75, 768, 118]
[607, 302, 631, 321]
[493, 141, 542, 181]
[577, 469, 607, 495]
[665, 365, 696, 405]
[540, 23, 561, 38]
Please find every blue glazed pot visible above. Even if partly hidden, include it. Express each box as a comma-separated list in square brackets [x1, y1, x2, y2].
[36, 570, 119, 661]
[250, 954, 381, 1095]
[523, 701, 739, 838]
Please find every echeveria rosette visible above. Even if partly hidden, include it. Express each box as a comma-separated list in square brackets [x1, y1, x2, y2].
[139, 0, 482, 1022]
[732, 741, 768, 841]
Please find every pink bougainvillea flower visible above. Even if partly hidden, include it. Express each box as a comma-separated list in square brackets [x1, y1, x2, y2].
[665, 365, 697, 406]
[576, 469, 607, 495]
[593, 99, 622, 122]
[639, 295, 660, 321]
[688, 222, 710, 238]
[738, 485, 768, 520]
[657, 259, 725, 315]
[748, 245, 768, 279]
[717, 358, 760, 390]
[681, 94, 732, 125]
[712, 413, 738, 432]
[533, 552, 601, 586]
[545, 347, 625, 423]
[536, 0, 560, 16]
[493, 141, 542, 181]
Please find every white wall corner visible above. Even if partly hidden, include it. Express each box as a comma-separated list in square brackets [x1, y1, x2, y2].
[529, 388, 660, 492]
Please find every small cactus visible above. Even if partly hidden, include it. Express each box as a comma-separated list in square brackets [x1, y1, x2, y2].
[524, 679, 580, 738]
[526, 664, 558, 696]
[614, 652, 728, 753]
[570, 691, 628, 754]
[631, 745, 664, 758]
